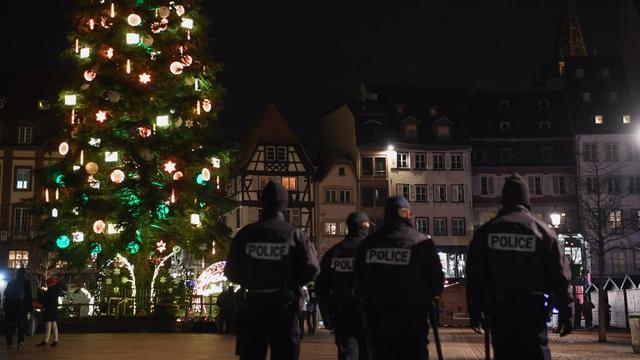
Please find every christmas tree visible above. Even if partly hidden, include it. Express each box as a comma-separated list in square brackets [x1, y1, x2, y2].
[38, 0, 233, 314]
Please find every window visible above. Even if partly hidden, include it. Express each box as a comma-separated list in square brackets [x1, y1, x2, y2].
[608, 176, 622, 194]
[553, 175, 567, 195]
[37, 100, 50, 110]
[474, 148, 487, 162]
[324, 222, 337, 235]
[480, 176, 495, 196]
[601, 68, 610, 78]
[451, 184, 464, 202]
[361, 187, 387, 207]
[527, 176, 542, 195]
[15, 167, 32, 191]
[541, 146, 553, 162]
[498, 100, 510, 110]
[374, 157, 386, 176]
[500, 147, 512, 163]
[499, 122, 511, 132]
[286, 208, 301, 226]
[594, 114, 603, 124]
[338, 167, 345, 176]
[397, 152, 410, 169]
[415, 217, 429, 234]
[585, 176, 598, 193]
[452, 218, 466, 236]
[450, 153, 463, 170]
[13, 208, 29, 237]
[433, 184, 447, 202]
[404, 123, 418, 139]
[539, 121, 551, 130]
[397, 184, 410, 199]
[415, 185, 428, 202]
[435, 124, 450, 139]
[17, 126, 32, 144]
[325, 190, 352, 204]
[605, 143, 619, 161]
[432, 153, 444, 170]
[361, 157, 373, 175]
[338, 222, 348, 235]
[631, 176, 640, 194]
[629, 144, 640, 161]
[613, 251, 626, 274]
[8, 250, 29, 269]
[576, 68, 584, 79]
[434, 218, 447, 236]
[265, 146, 275, 161]
[415, 153, 426, 169]
[479, 211, 496, 225]
[276, 146, 287, 161]
[609, 210, 623, 229]
[610, 92, 618, 102]
[583, 143, 598, 161]
[624, 115, 632, 124]
[583, 92, 591, 102]
[281, 176, 297, 191]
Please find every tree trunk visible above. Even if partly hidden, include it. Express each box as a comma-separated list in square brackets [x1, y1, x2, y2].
[598, 252, 608, 342]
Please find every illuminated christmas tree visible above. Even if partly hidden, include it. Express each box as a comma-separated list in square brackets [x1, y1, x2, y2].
[38, 0, 233, 313]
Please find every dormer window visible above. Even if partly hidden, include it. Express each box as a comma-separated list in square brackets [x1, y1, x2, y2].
[538, 99, 550, 108]
[499, 122, 511, 132]
[433, 117, 452, 140]
[498, 101, 510, 110]
[539, 121, 551, 130]
[623, 115, 631, 124]
[594, 115, 604, 124]
[37, 100, 50, 110]
[401, 116, 420, 140]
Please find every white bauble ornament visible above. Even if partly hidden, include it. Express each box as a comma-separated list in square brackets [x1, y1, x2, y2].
[202, 99, 212, 112]
[170, 62, 184, 75]
[158, 6, 171, 19]
[85, 162, 99, 175]
[127, 14, 142, 26]
[110, 169, 125, 183]
[175, 5, 185, 16]
[93, 220, 106, 234]
[175, 117, 183, 127]
[84, 69, 96, 81]
[201, 168, 211, 181]
[58, 142, 70, 156]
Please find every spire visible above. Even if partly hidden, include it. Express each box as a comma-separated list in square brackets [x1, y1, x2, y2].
[557, 0, 588, 75]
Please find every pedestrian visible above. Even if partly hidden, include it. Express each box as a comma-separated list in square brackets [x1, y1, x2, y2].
[583, 296, 595, 330]
[606, 303, 612, 329]
[574, 298, 583, 329]
[217, 286, 236, 334]
[317, 211, 372, 360]
[306, 284, 318, 335]
[299, 285, 310, 339]
[355, 196, 444, 360]
[467, 174, 573, 360]
[225, 181, 320, 360]
[36, 276, 63, 347]
[3, 267, 32, 350]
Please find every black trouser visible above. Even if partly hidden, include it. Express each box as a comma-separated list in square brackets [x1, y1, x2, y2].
[219, 310, 233, 334]
[490, 294, 551, 360]
[238, 291, 300, 360]
[306, 308, 317, 334]
[333, 303, 371, 360]
[365, 304, 429, 360]
[6, 319, 25, 346]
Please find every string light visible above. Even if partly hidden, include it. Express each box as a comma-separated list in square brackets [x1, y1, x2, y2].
[45, 188, 50, 203]
[89, 18, 95, 30]
[64, 95, 77, 106]
[55, 188, 59, 200]
[126, 59, 131, 74]
[75, 38, 79, 53]
[110, 3, 116, 18]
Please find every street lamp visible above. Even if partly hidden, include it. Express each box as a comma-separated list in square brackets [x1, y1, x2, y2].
[550, 212, 562, 229]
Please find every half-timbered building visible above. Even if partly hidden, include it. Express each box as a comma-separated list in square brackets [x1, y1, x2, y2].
[226, 103, 316, 238]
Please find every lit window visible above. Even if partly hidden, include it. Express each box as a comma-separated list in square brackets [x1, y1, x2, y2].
[609, 210, 623, 229]
[8, 250, 29, 269]
[17, 126, 32, 145]
[624, 115, 631, 124]
[594, 115, 603, 124]
[15, 168, 31, 190]
[281, 176, 297, 191]
[37, 100, 50, 110]
[324, 222, 337, 235]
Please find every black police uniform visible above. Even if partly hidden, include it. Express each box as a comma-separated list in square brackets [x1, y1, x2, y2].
[355, 197, 444, 360]
[225, 182, 320, 360]
[317, 211, 372, 360]
[467, 174, 573, 360]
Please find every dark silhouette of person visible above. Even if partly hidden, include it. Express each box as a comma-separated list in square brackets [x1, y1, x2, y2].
[3, 268, 32, 350]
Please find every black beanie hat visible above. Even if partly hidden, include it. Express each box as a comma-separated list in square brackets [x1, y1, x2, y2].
[261, 181, 289, 213]
[347, 211, 370, 234]
[384, 196, 410, 222]
[501, 174, 531, 209]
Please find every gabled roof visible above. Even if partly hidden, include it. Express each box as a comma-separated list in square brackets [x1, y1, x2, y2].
[315, 150, 356, 182]
[235, 103, 304, 168]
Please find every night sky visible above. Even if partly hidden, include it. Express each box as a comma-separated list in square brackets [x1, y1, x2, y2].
[0, 0, 622, 150]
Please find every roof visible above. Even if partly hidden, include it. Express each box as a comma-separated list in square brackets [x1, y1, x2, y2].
[314, 150, 355, 182]
[235, 103, 304, 168]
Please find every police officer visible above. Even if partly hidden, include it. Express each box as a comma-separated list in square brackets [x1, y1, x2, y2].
[225, 181, 320, 360]
[317, 211, 372, 360]
[355, 197, 444, 360]
[467, 174, 573, 360]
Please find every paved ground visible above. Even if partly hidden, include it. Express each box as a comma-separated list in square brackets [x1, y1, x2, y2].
[0, 328, 637, 359]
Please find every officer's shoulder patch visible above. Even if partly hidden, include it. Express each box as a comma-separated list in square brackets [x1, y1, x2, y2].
[488, 233, 536, 252]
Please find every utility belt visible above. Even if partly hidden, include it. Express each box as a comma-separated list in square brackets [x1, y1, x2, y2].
[245, 286, 301, 313]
